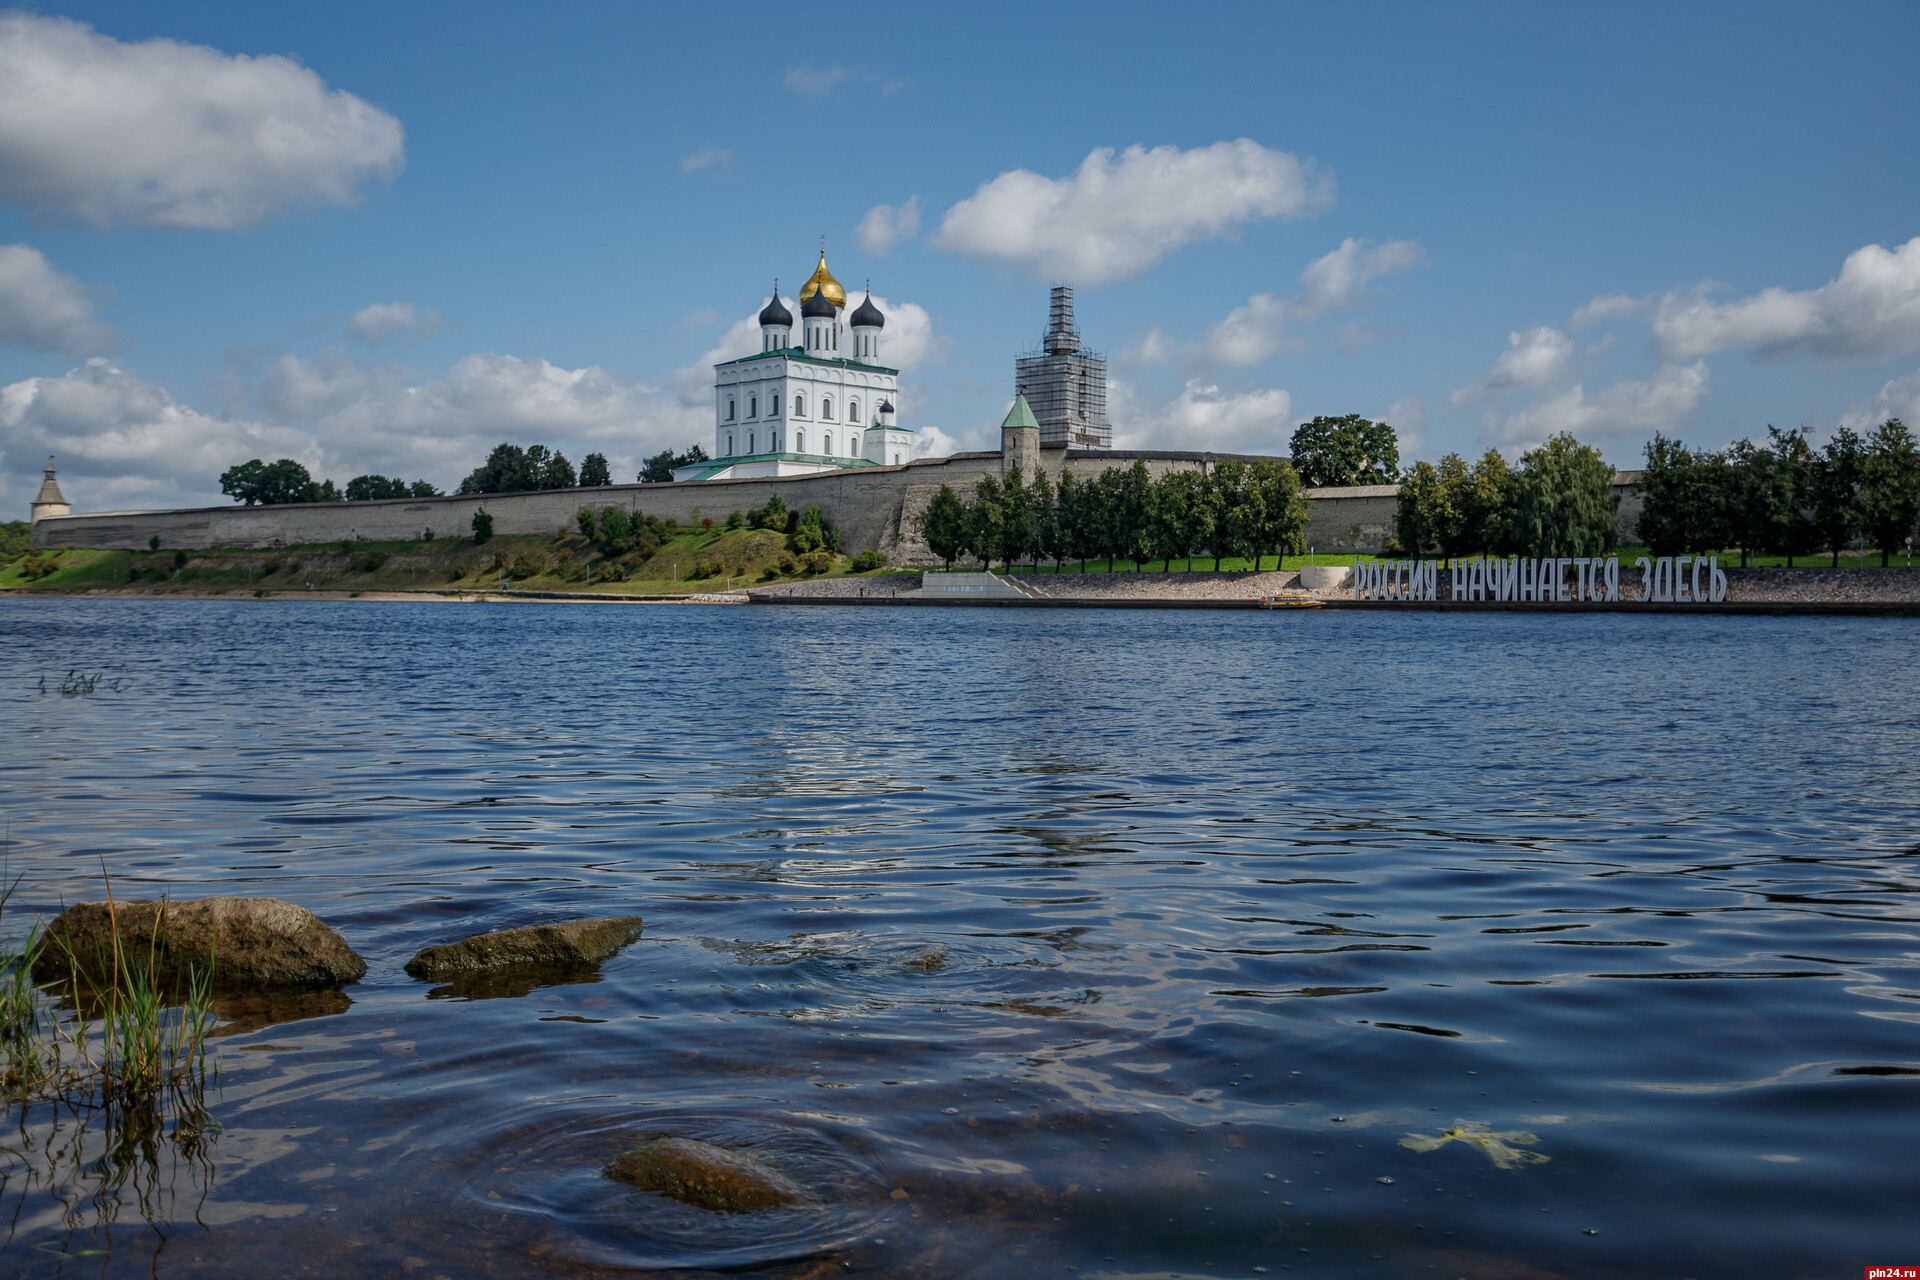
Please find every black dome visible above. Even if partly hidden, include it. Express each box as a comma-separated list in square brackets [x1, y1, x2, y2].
[801, 291, 838, 319]
[878, 399, 894, 415]
[850, 292, 885, 329]
[758, 291, 792, 327]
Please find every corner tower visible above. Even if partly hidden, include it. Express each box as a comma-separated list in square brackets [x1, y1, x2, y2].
[30, 457, 69, 524]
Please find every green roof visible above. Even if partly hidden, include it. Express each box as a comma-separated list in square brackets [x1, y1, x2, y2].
[1001, 393, 1039, 431]
[677, 451, 879, 475]
[717, 348, 898, 375]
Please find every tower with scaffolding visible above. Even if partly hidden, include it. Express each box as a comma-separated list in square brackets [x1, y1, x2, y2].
[1014, 285, 1111, 449]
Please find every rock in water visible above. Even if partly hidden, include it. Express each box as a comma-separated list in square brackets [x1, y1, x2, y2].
[604, 1138, 805, 1212]
[403, 916, 644, 980]
[33, 897, 367, 991]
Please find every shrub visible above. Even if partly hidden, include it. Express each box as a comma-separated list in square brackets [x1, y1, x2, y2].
[20, 551, 57, 580]
[701, 516, 714, 529]
[423, 527, 434, 542]
[149, 535, 161, 552]
[663, 517, 678, 530]
[802, 550, 830, 574]
[471, 508, 493, 543]
[851, 548, 884, 572]
[777, 551, 798, 574]
[576, 508, 597, 538]
[262, 558, 281, 575]
[171, 551, 187, 570]
[600, 506, 632, 552]
[358, 551, 387, 572]
[725, 510, 745, 530]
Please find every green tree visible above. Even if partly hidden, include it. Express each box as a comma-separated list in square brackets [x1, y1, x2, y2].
[1108, 460, 1154, 569]
[579, 452, 611, 487]
[221, 457, 317, 505]
[639, 444, 710, 483]
[1762, 427, 1822, 565]
[1510, 433, 1617, 556]
[1251, 457, 1309, 565]
[599, 506, 632, 552]
[345, 474, 413, 500]
[1001, 466, 1039, 570]
[1288, 414, 1400, 488]
[471, 507, 493, 543]
[969, 474, 1006, 569]
[1030, 469, 1058, 570]
[409, 480, 441, 497]
[1149, 469, 1201, 570]
[1054, 469, 1093, 570]
[1810, 426, 1867, 565]
[1395, 459, 1448, 557]
[1637, 434, 1731, 555]
[1459, 450, 1518, 554]
[1205, 459, 1257, 570]
[576, 507, 598, 538]
[1862, 417, 1920, 565]
[920, 484, 967, 571]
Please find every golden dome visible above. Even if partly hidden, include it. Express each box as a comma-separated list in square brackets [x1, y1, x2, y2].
[797, 248, 846, 309]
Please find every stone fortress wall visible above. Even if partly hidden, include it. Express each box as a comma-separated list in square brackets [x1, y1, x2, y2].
[31, 443, 1647, 563]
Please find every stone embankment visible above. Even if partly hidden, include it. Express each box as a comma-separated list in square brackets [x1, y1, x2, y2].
[748, 575, 925, 600]
[746, 564, 1920, 606]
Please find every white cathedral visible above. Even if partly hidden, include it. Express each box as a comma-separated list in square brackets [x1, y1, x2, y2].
[673, 247, 918, 482]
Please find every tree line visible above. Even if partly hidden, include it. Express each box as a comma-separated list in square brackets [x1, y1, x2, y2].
[220, 439, 714, 505]
[918, 458, 1311, 572]
[1394, 433, 1619, 559]
[1634, 418, 1918, 566]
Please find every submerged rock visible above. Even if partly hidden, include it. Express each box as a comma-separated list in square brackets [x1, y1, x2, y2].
[32, 897, 367, 991]
[604, 1137, 806, 1212]
[403, 916, 644, 980]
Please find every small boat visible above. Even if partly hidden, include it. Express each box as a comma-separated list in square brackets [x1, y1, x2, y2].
[1261, 595, 1322, 609]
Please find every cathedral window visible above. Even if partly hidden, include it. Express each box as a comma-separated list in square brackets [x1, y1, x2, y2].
[749, 395, 757, 419]
[725, 434, 733, 456]
[770, 393, 780, 416]
[851, 435, 860, 456]
[794, 393, 806, 417]
[749, 433, 755, 454]
[849, 399, 860, 424]
[795, 430, 804, 453]
[726, 398, 735, 421]
[824, 433, 833, 456]
[823, 396, 834, 420]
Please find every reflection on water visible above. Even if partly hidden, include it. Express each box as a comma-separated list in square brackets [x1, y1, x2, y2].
[0, 599, 1918, 1276]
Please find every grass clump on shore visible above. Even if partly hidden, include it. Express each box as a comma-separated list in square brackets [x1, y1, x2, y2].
[0, 872, 217, 1130]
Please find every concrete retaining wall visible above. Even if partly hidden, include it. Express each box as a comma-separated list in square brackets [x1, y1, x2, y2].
[30, 450, 1649, 561]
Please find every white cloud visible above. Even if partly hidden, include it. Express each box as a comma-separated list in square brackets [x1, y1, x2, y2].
[1449, 325, 1575, 409]
[0, 13, 404, 230]
[855, 197, 922, 256]
[3, 350, 709, 513]
[1143, 237, 1423, 370]
[1489, 361, 1710, 455]
[1110, 378, 1293, 454]
[1385, 393, 1427, 457]
[783, 65, 853, 96]
[1, 358, 314, 510]
[1570, 292, 1643, 331]
[1840, 367, 1920, 433]
[0, 243, 114, 354]
[1650, 237, 1920, 363]
[933, 139, 1334, 287]
[345, 301, 444, 345]
[680, 147, 733, 173]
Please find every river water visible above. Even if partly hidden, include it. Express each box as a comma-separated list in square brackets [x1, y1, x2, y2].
[1, 598, 1916, 1278]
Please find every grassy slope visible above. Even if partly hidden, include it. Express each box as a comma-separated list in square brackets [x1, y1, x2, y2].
[7, 535, 1913, 593]
[2, 526, 905, 594]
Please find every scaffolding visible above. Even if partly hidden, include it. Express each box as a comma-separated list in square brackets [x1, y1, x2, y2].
[1014, 286, 1111, 448]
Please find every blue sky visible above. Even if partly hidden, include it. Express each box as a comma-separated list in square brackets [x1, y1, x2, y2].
[2, 1, 1917, 513]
